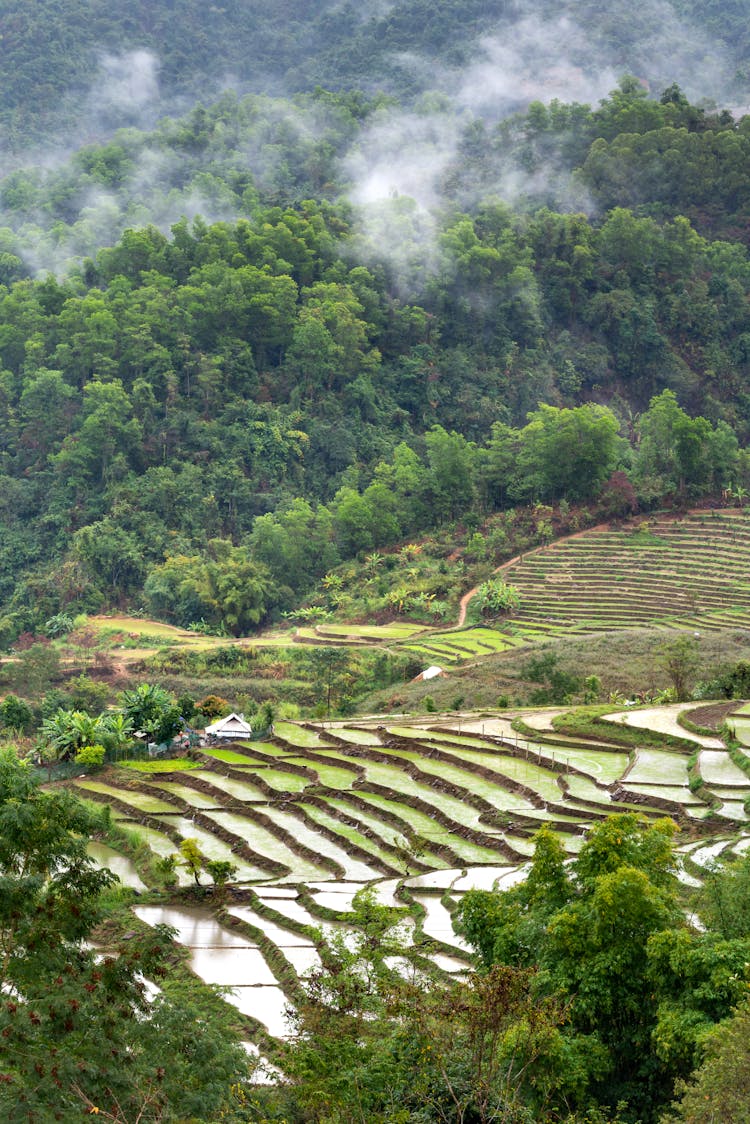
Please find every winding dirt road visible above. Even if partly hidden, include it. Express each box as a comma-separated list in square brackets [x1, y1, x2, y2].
[455, 522, 611, 627]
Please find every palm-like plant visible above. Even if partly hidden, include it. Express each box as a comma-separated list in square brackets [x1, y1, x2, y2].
[119, 683, 181, 743]
[41, 709, 107, 760]
[729, 484, 749, 507]
[100, 712, 134, 753]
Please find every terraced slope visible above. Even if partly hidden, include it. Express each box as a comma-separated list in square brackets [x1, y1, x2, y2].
[77, 703, 750, 1062]
[73, 511, 750, 686]
[497, 510, 750, 635]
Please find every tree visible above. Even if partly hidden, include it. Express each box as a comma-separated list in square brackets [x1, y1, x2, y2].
[119, 682, 183, 744]
[0, 695, 34, 733]
[249, 498, 339, 594]
[522, 650, 581, 705]
[514, 403, 623, 503]
[144, 540, 273, 634]
[179, 837, 204, 886]
[6, 643, 60, 697]
[454, 816, 711, 1121]
[73, 519, 146, 599]
[303, 647, 353, 717]
[206, 858, 238, 894]
[284, 886, 568, 1123]
[475, 578, 521, 617]
[424, 425, 477, 522]
[99, 711, 135, 754]
[635, 391, 736, 500]
[665, 999, 750, 1124]
[659, 635, 701, 701]
[41, 708, 108, 760]
[0, 746, 252, 1118]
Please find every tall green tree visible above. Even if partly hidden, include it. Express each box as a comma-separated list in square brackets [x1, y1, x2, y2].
[514, 403, 623, 502]
[0, 745, 252, 1120]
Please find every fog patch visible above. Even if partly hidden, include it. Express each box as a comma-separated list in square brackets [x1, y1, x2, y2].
[346, 109, 462, 212]
[86, 50, 162, 133]
[456, 17, 619, 117]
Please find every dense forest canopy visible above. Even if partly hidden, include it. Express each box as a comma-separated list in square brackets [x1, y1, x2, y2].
[1, 0, 746, 150]
[1, 2, 750, 638]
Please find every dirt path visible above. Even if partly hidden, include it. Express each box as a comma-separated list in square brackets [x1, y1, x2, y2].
[455, 522, 611, 628]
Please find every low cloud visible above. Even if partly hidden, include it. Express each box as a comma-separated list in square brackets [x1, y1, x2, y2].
[85, 50, 162, 133]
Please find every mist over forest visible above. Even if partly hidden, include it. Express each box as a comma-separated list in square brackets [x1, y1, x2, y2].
[0, 0, 748, 277]
[5, 7, 750, 1124]
[0, 0, 749, 642]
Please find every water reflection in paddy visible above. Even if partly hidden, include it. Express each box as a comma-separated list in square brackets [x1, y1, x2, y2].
[411, 893, 469, 951]
[227, 986, 292, 1038]
[134, 905, 259, 947]
[189, 771, 267, 801]
[122, 825, 192, 886]
[306, 879, 402, 910]
[205, 811, 331, 881]
[700, 750, 750, 786]
[190, 946, 277, 987]
[75, 781, 180, 813]
[259, 806, 382, 881]
[273, 721, 334, 749]
[151, 816, 269, 880]
[279, 946, 321, 976]
[432, 952, 471, 973]
[87, 841, 147, 891]
[717, 800, 749, 820]
[134, 904, 291, 1036]
[228, 905, 324, 945]
[323, 727, 383, 745]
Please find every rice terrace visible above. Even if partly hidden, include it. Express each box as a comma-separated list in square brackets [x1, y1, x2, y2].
[72, 703, 750, 1063]
[66, 507, 750, 1076]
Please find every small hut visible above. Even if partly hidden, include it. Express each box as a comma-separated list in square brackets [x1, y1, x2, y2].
[204, 713, 254, 740]
[411, 665, 446, 682]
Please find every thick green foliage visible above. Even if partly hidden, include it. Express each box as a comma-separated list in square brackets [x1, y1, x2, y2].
[0, 745, 253, 1119]
[455, 816, 750, 1123]
[0, 150, 746, 634]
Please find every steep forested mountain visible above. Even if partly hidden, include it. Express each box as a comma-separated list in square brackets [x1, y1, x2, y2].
[0, 0, 746, 149]
[6, 9, 750, 1124]
[1, 2, 750, 639]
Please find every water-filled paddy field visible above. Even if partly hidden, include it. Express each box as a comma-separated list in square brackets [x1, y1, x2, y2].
[80, 708, 750, 1060]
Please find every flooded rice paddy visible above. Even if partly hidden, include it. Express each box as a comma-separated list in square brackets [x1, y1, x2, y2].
[74, 710, 746, 1058]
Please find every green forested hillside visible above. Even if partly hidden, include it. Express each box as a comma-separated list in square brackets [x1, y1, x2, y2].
[1, 0, 745, 148]
[1, 3, 750, 639]
[6, 8, 750, 1124]
[3, 76, 750, 636]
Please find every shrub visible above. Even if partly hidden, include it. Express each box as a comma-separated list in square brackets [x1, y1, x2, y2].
[475, 579, 521, 617]
[177, 693, 196, 721]
[717, 660, 750, 699]
[194, 694, 230, 719]
[277, 701, 300, 719]
[523, 651, 581, 704]
[68, 674, 110, 714]
[251, 701, 275, 734]
[43, 613, 74, 638]
[0, 694, 34, 732]
[74, 744, 106, 769]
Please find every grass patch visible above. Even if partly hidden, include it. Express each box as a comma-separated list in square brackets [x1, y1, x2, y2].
[202, 748, 263, 764]
[119, 757, 201, 772]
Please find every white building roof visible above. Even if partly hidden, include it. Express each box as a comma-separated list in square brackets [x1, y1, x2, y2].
[416, 660, 445, 678]
[204, 712, 253, 737]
